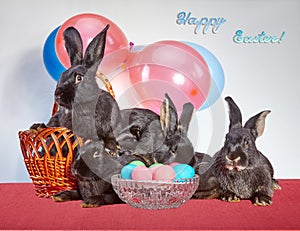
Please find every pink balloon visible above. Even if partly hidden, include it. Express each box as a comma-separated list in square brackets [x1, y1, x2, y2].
[55, 13, 129, 71]
[127, 40, 211, 112]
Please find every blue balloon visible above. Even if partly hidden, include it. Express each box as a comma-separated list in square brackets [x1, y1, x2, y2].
[183, 41, 225, 110]
[43, 26, 66, 81]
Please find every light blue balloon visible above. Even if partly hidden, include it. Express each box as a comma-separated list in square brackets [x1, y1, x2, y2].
[183, 41, 225, 110]
[43, 26, 66, 82]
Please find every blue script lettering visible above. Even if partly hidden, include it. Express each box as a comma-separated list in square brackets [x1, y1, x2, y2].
[233, 30, 286, 44]
[176, 11, 226, 35]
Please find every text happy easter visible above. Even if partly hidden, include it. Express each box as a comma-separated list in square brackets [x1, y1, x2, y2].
[176, 12, 227, 35]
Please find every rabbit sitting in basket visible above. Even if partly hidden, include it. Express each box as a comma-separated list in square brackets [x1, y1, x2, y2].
[193, 96, 281, 206]
[30, 24, 160, 157]
[49, 24, 134, 207]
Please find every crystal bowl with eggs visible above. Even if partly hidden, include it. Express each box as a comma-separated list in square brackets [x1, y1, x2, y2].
[111, 161, 200, 210]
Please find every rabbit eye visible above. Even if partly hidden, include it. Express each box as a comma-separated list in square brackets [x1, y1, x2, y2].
[244, 139, 249, 147]
[75, 74, 83, 84]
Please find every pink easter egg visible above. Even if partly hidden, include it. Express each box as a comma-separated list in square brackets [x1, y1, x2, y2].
[152, 165, 176, 181]
[169, 162, 180, 167]
[149, 165, 161, 175]
[131, 166, 152, 180]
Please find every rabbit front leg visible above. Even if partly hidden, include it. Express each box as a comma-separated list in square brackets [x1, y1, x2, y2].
[52, 190, 81, 202]
[252, 191, 273, 206]
[95, 91, 123, 155]
[81, 192, 123, 208]
[29, 123, 47, 135]
[251, 171, 274, 206]
[78, 179, 123, 208]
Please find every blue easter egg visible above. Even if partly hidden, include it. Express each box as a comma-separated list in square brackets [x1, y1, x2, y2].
[173, 164, 195, 179]
[120, 164, 137, 179]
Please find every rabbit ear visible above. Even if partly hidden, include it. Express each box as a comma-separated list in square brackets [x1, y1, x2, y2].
[83, 24, 109, 69]
[244, 110, 271, 138]
[225, 96, 242, 130]
[178, 102, 194, 137]
[63, 27, 83, 66]
[160, 93, 178, 136]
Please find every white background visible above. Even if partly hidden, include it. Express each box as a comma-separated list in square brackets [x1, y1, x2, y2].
[0, 0, 299, 182]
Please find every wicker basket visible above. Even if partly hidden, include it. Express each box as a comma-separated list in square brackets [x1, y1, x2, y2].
[19, 72, 115, 198]
[19, 127, 82, 197]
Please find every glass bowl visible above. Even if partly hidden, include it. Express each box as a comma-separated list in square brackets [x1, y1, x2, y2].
[111, 174, 199, 210]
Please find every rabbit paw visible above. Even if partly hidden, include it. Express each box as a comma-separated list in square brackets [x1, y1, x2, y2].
[29, 123, 47, 134]
[252, 194, 272, 206]
[52, 190, 81, 202]
[81, 202, 100, 208]
[272, 179, 282, 190]
[81, 196, 104, 208]
[105, 145, 121, 157]
[220, 193, 241, 202]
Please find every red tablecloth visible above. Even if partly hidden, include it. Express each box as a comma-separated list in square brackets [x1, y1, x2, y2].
[0, 180, 299, 230]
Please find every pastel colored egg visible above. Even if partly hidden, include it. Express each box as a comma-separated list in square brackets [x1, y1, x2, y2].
[120, 164, 137, 179]
[149, 163, 163, 168]
[173, 164, 195, 179]
[131, 166, 152, 180]
[152, 165, 176, 181]
[169, 162, 180, 167]
[148, 165, 161, 174]
[129, 160, 146, 167]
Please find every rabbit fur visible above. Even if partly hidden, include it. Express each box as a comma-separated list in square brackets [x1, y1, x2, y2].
[193, 96, 280, 206]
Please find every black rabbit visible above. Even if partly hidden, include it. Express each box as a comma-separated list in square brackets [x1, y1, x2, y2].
[193, 96, 280, 206]
[124, 93, 210, 167]
[31, 24, 160, 157]
[51, 25, 138, 207]
[53, 140, 139, 207]
[151, 93, 197, 165]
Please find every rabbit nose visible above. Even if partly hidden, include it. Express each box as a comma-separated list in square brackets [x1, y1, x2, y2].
[226, 154, 241, 162]
[227, 146, 243, 161]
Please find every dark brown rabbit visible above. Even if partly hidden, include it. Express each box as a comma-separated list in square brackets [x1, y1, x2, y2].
[193, 96, 280, 206]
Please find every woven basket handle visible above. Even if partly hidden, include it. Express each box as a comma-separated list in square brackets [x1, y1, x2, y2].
[51, 72, 115, 116]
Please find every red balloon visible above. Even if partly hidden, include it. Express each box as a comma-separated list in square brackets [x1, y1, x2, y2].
[127, 41, 211, 112]
[55, 13, 129, 72]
